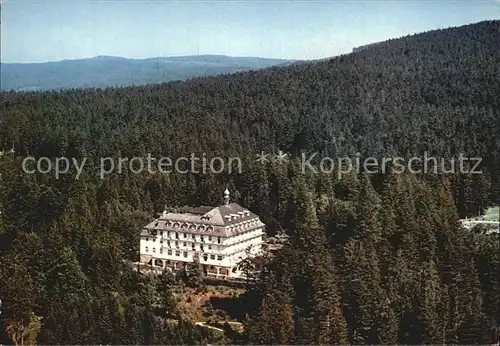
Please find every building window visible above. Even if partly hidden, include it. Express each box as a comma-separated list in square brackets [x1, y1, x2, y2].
[217, 237, 221, 244]
[200, 236, 204, 242]
[175, 251, 180, 257]
[183, 242, 187, 247]
[175, 233, 179, 239]
[175, 241, 178, 246]
[183, 252, 188, 258]
[167, 231, 170, 237]
[210, 255, 215, 260]
[184, 233, 187, 238]
[203, 255, 208, 261]
[192, 234, 195, 239]
[145, 246, 149, 252]
[217, 255, 223, 260]
[167, 240, 171, 246]
[160, 248, 163, 254]
[167, 249, 172, 256]
[160, 231, 163, 236]
[146, 238, 149, 242]
[152, 248, 156, 253]
[208, 236, 212, 241]
[208, 245, 212, 250]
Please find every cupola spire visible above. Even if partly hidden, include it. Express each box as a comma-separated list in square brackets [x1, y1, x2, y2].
[224, 188, 230, 206]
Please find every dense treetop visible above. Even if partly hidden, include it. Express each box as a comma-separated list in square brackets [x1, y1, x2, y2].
[0, 20, 499, 345]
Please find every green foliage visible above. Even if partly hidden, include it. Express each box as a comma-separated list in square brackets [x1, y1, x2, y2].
[182, 257, 204, 290]
[0, 20, 499, 345]
[246, 172, 499, 344]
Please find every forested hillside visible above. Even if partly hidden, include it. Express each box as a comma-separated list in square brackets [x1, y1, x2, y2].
[0, 20, 499, 344]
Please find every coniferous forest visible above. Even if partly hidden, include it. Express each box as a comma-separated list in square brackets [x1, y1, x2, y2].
[0, 20, 499, 344]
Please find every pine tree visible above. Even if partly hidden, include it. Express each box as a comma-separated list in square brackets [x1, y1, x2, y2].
[415, 260, 447, 344]
[354, 173, 382, 243]
[157, 269, 178, 315]
[309, 258, 348, 344]
[247, 275, 295, 345]
[184, 256, 204, 290]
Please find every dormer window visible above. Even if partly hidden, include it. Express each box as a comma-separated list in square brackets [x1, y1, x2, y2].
[198, 225, 205, 232]
[207, 226, 213, 232]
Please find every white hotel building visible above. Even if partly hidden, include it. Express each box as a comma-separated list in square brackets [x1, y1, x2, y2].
[139, 189, 265, 279]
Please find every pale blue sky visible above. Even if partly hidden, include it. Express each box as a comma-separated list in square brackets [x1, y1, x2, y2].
[1, 0, 499, 63]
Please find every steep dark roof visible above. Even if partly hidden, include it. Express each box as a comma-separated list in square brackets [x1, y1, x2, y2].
[216, 203, 259, 226]
[142, 202, 264, 237]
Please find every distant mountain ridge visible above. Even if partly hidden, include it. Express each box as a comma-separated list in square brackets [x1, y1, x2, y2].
[0, 55, 296, 91]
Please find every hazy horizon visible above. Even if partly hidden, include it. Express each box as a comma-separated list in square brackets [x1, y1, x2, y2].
[1, 54, 296, 65]
[2, 0, 500, 64]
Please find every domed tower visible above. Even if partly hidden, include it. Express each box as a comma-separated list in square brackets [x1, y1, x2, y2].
[224, 188, 230, 206]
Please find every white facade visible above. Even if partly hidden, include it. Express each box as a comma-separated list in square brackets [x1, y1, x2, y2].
[139, 191, 265, 279]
